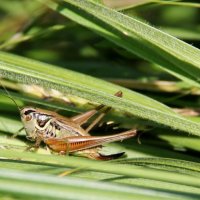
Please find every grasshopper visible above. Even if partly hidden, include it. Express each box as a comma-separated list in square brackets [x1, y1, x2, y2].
[2, 85, 137, 160]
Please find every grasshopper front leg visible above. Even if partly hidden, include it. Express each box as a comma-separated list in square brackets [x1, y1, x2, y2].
[25, 135, 43, 152]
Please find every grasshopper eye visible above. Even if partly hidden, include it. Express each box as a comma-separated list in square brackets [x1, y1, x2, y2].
[25, 115, 32, 121]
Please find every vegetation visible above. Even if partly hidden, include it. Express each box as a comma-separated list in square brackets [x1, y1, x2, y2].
[0, 0, 200, 199]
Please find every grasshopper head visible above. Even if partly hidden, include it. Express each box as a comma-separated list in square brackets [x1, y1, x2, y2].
[20, 107, 37, 141]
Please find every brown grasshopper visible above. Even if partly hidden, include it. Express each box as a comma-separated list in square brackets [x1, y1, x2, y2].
[3, 86, 137, 160]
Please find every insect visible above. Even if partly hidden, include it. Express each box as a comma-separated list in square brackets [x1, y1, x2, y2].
[2, 83, 137, 160]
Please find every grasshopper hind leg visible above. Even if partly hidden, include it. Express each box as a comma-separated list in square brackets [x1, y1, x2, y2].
[71, 91, 122, 130]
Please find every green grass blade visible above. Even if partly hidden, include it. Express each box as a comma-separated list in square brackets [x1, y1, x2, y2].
[1, 51, 200, 135]
[42, 0, 200, 88]
[152, 1, 200, 8]
[2, 150, 200, 189]
[1, 168, 199, 200]
[1, 149, 200, 199]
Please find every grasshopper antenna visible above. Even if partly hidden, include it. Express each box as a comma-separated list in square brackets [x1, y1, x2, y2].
[0, 78, 21, 112]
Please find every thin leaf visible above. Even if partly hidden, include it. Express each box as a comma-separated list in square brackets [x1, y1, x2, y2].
[1, 51, 200, 136]
[0, 168, 198, 200]
[1, 150, 200, 188]
[41, 0, 200, 88]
